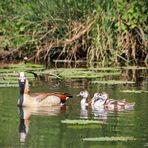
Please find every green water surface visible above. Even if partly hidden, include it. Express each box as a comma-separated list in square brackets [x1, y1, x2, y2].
[0, 69, 148, 148]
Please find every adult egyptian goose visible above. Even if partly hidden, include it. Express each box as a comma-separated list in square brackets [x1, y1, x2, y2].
[92, 92, 135, 111]
[18, 72, 72, 107]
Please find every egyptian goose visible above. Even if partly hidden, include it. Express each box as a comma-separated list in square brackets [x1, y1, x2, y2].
[92, 92, 135, 111]
[91, 92, 108, 109]
[77, 90, 90, 107]
[18, 72, 72, 107]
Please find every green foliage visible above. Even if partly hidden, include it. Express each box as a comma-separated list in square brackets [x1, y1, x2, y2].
[0, 0, 147, 66]
[89, 0, 147, 66]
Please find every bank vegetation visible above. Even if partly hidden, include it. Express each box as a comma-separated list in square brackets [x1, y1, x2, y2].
[0, 0, 147, 66]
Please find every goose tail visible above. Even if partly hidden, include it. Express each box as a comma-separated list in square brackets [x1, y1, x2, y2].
[125, 102, 135, 110]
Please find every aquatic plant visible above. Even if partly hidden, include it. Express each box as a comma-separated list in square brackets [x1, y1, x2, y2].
[61, 119, 104, 124]
[91, 80, 135, 85]
[0, 63, 44, 87]
[83, 136, 136, 141]
[121, 90, 148, 93]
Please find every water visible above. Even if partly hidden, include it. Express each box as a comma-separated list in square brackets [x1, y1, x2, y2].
[0, 69, 148, 148]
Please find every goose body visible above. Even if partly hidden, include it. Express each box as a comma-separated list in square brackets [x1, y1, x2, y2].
[91, 92, 108, 110]
[92, 92, 135, 111]
[18, 72, 72, 107]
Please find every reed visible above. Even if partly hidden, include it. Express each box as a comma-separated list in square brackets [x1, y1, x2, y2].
[88, 0, 147, 66]
[0, 0, 147, 66]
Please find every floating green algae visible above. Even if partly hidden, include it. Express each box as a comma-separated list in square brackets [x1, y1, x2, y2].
[67, 124, 102, 129]
[61, 119, 104, 124]
[121, 90, 148, 93]
[0, 63, 45, 87]
[83, 136, 136, 141]
[1, 64, 146, 87]
[42, 68, 121, 79]
[91, 80, 135, 85]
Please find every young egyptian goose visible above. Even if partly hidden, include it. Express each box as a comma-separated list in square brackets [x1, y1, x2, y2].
[18, 72, 72, 107]
[77, 90, 89, 108]
[91, 92, 108, 109]
[92, 92, 135, 111]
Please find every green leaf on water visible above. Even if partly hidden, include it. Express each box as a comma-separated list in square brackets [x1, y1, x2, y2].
[121, 90, 148, 93]
[91, 80, 135, 85]
[67, 124, 101, 129]
[83, 136, 136, 141]
[0, 63, 44, 87]
[61, 119, 104, 124]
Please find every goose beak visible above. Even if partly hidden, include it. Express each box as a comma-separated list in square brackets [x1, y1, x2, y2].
[91, 96, 95, 100]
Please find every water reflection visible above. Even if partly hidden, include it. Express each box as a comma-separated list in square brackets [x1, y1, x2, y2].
[92, 108, 108, 121]
[18, 105, 66, 143]
[80, 105, 108, 123]
[18, 107, 29, 143]
[80, 106, 88, 119]
[123, 68, 148, 87]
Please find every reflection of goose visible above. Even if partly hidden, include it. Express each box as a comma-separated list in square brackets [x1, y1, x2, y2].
[18, 105, 65, 143]
[18, 72, 72, 107]
[92, 108, 108, 121]
[18, 107, 30, 143]
[80, 107, 88, 119]
[92, 92, 135, 111]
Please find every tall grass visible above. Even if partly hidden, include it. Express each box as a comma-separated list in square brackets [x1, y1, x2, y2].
[88, 0, 147, 66]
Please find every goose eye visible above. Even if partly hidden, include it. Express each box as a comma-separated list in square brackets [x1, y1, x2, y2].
[96, 93, 100, 97]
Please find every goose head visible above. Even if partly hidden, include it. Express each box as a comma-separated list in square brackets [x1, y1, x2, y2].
[18, 72, 26, 93]
[77, 90, 89, 107]
[18, 72, 29, 94]
[92, 93, 101, 100]
[99, 92, 108, 101]
[92, 92, 108, 102]
[18, 72, 29, 106]
[77, 90, 89, 99]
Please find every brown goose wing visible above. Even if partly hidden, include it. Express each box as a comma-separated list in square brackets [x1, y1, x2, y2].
[30, 93, 50, 102]
[30, 92, 72, 103]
